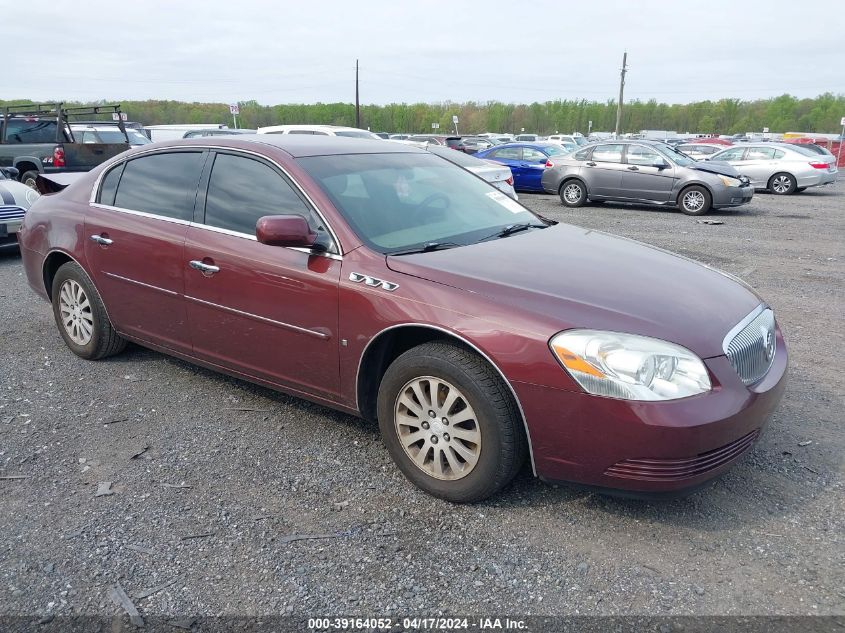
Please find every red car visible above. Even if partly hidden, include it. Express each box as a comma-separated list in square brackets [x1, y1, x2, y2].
[18, 136, 787, 502]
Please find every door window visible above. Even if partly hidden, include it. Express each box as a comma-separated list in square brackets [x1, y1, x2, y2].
[745, 147, 777, 160]
[592, 144, 624, 163]
[626, 145, 663, 166]
[490, 147, 521, 160]
[203, 153, 315, 236]
[113, 151, 205, 221]
[522, 148, 547, 162]
[714, 147, 746, 161]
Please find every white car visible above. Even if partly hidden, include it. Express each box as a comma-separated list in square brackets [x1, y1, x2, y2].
[0, 167, 40, 251]
[70, 124, 151, 146]
[676, 143, 725, 161]
[256, 124, 382, 139]
[547, 134, 588, 147]
[709, 143, 838, 194]
[426, 145, 517, 200]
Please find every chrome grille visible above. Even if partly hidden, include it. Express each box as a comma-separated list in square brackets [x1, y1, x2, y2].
[724, 307, 776, 385]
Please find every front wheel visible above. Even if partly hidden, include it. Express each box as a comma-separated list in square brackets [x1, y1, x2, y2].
[769, 172, 796, 195]
[21, 170, 39, 190]
[679, 185, 712, 215]
[51, 262, 127, 360]
[559, 180, 587, 207]
[377, 342, 527, 503]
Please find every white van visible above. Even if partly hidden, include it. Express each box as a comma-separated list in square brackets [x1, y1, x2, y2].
[257, 124, 381, 139]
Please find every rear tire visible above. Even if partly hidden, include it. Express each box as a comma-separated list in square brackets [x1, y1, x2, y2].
[21, 170, 39, 190]
[678, 185, 712, 215]
[768, 172, 796, 195]
[377, 341, 527, 503]
[51, 262, 126, 360]
[795, 187, 807, 193]
[559, 179, 587, 207]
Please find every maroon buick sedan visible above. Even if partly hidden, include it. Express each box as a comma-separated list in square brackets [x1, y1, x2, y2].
[18, 136, 787, 502]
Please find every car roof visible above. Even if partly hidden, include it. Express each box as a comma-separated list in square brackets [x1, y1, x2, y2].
[142, 134, 424, 158]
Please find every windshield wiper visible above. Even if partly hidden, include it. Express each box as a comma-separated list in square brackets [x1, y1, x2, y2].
[478, 222, 548, 243]
[388, 241, 463, 256]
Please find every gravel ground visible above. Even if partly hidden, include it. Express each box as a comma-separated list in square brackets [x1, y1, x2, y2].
[0, 180, 842, 625]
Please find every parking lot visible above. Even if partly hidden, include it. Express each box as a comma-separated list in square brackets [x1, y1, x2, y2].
[1, 181, 842, 623]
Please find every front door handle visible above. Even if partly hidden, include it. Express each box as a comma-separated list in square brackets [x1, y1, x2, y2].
[627, 165, 640, 171]
[586, 161, 596, 167]
[89, 234, 113, 246]
[189, 260, 220, 275]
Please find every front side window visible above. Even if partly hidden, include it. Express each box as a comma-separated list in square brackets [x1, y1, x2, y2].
[298, 152, 541, 253]
[573, 148, 592, 161]
[204, 153, 315, 236]
[746, 147, 776, 160]
[113, 151, 205, 221]
[592, 144, 624, 163]
[626, 145, 663, 166]
[713, 147, 746, 161]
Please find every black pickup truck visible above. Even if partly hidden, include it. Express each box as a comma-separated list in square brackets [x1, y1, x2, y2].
[0, 103, 132, 188]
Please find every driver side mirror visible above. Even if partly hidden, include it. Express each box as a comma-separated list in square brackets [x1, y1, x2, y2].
[256, 215, 318, 249]
[1, 166, 19, 179]
[653, 159, 670, 169]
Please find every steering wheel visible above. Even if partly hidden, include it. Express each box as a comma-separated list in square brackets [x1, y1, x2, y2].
[416, 193, 450, 212]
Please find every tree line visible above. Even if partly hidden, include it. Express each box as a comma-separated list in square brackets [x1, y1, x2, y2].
[2, 93, 843, 135]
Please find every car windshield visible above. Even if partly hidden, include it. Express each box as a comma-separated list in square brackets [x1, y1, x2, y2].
[543, 145, 569, 156]
[654, 142, 696, 166]
[573, 137, 588, 145]
[297, 152, 539, 253]
[335, 130, 380, 139]
[101, 129, 151, 144]
[786, 144, 820, 157]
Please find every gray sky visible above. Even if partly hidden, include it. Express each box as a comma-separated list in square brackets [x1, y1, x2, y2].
[5, 0, 843, 105]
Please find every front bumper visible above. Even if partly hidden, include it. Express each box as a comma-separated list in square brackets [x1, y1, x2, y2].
[515, 325, 787, 495]
[712, 184, 754, 208]
[0, 219, 22, 251]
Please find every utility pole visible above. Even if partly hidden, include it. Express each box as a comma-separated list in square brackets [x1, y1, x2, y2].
[355, 59, 361, 129]
[614, 51, 627, 139]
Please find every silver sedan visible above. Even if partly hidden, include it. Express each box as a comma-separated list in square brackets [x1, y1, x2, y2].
[708, 143, 838, 194]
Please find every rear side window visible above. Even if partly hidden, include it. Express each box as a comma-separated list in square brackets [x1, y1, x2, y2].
[3, 119, 61, 143]
[114, 152, 205, 221]
[491, 147, 521, 160]
[98, 163, 124, 206]
[203, 153, 314, 235]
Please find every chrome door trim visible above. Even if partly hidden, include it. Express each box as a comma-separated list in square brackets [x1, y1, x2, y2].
[184, 295, 330, 340]
[103, 271, 180, 297]
[355, 323, 537, 475]
[90, 203, 192, 226]
[88, 144, 344, 256]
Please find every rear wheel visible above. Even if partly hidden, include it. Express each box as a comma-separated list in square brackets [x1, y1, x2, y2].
[795, 187, 807, 193]
[559, 179, 587, 207]
[769, 172, 796, 195]
[51, 262, 126, 360]
[377, 341, 527, 503]
[678, 185, 712, 215]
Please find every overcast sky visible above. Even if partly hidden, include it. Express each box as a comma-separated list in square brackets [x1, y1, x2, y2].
[4, 0, 843, 106]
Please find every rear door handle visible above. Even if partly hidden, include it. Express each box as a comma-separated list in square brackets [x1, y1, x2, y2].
[89, 234, 113, 246]
[586, 161, 596, 167]
[189, 260, 220, 275]
[627, 165, 639, 171]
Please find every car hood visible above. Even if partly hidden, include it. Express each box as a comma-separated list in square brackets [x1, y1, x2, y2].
[690, 161, 742, 177]
[386, 224, 762, 358]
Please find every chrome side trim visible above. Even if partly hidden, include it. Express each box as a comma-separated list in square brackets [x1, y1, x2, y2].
[721, 303, 767, 355]
[184, 295, 330, 340]
[355, 323, 537, 475]
[87, 144, 343, 255]
[103, 272, 179, 297]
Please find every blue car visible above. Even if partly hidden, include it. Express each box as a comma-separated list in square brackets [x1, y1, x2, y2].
[475, 142, 572, 192]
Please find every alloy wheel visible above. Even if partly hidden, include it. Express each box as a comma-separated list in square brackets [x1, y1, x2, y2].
[683, 190, 705, 212]
[59, 279, 93, 346]
[394, 376, 481, 481]
[563, 183, 582, 204]
[772, 175, 791, 194]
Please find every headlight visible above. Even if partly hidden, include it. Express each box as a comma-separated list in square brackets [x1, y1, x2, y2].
[549, 330, 711, 401]
[718, 175, 742, 187]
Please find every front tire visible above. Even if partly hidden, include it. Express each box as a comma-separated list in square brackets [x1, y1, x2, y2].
[51, 262, 126, 360]
[769, 172, 796, 195]
[679, 185, 712, 215]
[377, 342, 527, 503]
[21, 170, 39, 190]
[559, 179, 587, 207]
